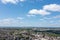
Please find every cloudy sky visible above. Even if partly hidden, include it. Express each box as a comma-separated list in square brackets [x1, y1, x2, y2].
[0, 0, 60, 27]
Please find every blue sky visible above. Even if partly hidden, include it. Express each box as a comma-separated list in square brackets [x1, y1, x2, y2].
[0, 0, 60, 27]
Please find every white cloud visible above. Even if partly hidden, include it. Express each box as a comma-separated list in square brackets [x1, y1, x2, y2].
[1, 0, 26, 4]
[17, 17, 24, 20]
[20, 0, 25, 2]
[40, 19, 44, 20]
[0, 18, 15, 26]
[50, 23, 60, 27]
[28, 4, 60, 16]
[39, 10, 51, 15]
[1, 0, 19, 4]
[43, 17, 52, 20]
[43, 4, 60, 12]
[29, 9, 39, 14]
[27, 14, 35, 17]
[0, 17, 23, 26]
[43, 15, 60, 20]
[28, 9, 50, 16]
[53, 15, 60, 18]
